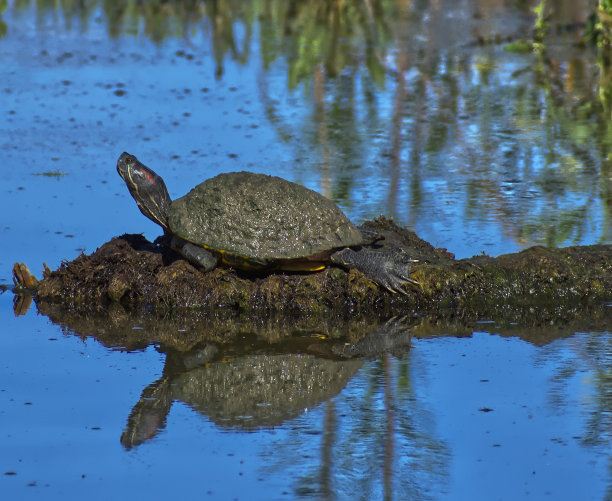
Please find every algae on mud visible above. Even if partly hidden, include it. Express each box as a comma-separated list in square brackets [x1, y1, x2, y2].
[13, 217, 612, 323]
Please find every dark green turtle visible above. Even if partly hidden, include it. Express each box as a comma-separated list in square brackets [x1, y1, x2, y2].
[116, 152, 417, 293]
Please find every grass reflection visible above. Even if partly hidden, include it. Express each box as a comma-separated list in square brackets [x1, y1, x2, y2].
[4, 0, 611, 250]
[287, 354, 449, 499]
[545, 331, 612, 498]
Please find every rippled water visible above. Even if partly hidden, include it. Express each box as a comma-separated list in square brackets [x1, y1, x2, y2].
[1, 1, 611, 499]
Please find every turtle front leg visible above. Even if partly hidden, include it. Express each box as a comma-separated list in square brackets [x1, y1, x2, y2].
[330, 247, 419, 294]
[171, 236, 218, 272]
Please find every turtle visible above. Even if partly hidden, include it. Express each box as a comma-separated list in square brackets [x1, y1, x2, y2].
[116, 152, 418, 293]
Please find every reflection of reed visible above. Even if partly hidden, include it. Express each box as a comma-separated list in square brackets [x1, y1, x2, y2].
[314, 62, 332, 198]
[10, 0, 610, 246]
[545, 331, 612, 498]
[320, 399, 336, 499]
[383, 353, 394, 501]
[335, 356, 450, 499]
[388, 0, 410, 220]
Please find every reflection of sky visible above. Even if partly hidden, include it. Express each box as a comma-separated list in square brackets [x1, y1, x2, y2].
[2, 290, 609, 499]
[414, 332, 607, 500]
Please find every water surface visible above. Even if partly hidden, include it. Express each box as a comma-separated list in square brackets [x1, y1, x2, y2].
[1, 1, 611, 499]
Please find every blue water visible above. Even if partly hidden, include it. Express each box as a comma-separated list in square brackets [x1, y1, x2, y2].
[1, 1, 611, 500]
[2, 294, 610, 499]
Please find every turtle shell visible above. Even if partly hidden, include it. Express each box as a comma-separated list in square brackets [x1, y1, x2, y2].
[167, 171, 365, 267]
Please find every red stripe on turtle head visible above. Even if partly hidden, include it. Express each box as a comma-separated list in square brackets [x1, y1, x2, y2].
[143, 169, 156, 184]
[133, 161, 156, 185]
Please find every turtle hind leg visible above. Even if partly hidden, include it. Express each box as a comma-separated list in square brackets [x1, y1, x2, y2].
[330, 247, 419, 294]
[171, 237, 218, 272]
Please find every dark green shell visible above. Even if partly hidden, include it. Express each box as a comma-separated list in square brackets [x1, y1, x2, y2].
[167, 171, 365, 265]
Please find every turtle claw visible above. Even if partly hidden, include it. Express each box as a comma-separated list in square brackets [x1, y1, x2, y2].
[388, 262, 421, 295]
[372, 263, 419, 295]
[383, 279, 411, 296]
[381, 254, 420, 295]
[331, 247, 420, 295]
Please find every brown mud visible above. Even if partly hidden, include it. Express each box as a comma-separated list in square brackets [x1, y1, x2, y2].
[25, 217, 611, 311]
[11, 217, 612, 352]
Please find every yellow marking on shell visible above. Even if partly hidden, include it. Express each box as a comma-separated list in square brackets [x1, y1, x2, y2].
[277, 262, 326, 272]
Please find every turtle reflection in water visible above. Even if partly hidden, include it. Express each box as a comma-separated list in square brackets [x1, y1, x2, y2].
[120, 348, 363, 449]
[116, 152, 418, 293]
[120, 318, 412, 449]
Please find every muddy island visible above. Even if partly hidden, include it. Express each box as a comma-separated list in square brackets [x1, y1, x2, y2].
[13, 218, 612, 320]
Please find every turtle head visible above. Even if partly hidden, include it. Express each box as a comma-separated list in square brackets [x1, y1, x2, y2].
[117, 152, 172, 231]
